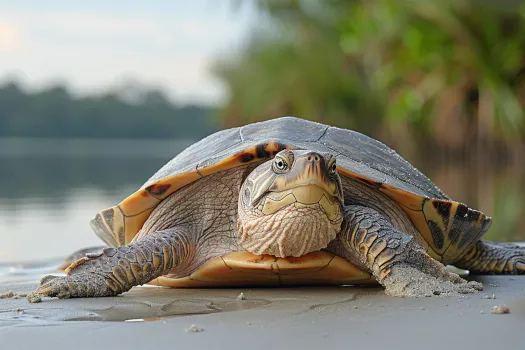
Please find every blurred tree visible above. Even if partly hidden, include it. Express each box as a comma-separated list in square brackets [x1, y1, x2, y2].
[217, 0, 525, 160]
[0, 81, 217, 139]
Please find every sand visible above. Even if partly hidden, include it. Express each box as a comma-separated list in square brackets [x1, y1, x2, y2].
[0, 274, 524, 350]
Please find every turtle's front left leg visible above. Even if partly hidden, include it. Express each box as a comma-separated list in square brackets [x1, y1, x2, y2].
[332, 205, 483, 297]
[28, 227, 194, 301]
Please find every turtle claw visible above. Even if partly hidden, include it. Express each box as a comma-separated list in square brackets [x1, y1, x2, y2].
[32, 275, 76, 299]
[382, 262, 483, 298]
[35, 276, 71, 298]
[512, 259, 525, 275]
[26, 276, 67, 303]
[29, 273, 120, 301]
[40, 274, 60, 285]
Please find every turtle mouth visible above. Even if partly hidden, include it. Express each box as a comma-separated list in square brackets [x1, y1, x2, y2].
[261, 184, 342, 221]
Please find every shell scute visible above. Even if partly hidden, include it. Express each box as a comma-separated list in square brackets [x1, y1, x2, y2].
[145, 183, 171, 197]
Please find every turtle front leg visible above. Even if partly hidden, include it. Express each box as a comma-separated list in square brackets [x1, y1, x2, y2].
[334, 205, 483, 297]
[28, 228, 194, 301]
[58, 245, 107, 270]
[454, 240, 525, 274]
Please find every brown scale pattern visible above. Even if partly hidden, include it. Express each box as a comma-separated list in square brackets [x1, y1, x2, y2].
[338, 205, 411, 275]
[33, 229, 192, 299]
[331, 205, 483, 297]
[340, 176, 421, 243]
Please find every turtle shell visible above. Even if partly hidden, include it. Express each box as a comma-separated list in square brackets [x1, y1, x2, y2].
[91, 117, 491, 266]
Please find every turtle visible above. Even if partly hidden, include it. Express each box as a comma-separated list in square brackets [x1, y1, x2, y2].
[30, 116, 525, 301]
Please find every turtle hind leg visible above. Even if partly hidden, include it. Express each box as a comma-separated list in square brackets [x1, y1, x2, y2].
[454, 240, 525, 274]
[29, 227, 194, 301]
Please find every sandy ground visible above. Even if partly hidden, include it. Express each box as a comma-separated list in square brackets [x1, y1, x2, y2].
[0, 274, 523, 350]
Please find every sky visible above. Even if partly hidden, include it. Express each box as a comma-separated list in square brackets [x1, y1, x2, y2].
[0, 0, 258, 105]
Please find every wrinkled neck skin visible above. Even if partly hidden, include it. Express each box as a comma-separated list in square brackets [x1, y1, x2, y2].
[237, 153, 344, 258]
[237, 198, 343, 258]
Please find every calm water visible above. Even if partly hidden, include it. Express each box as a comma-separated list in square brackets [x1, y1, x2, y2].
[1, 138, 524, 265]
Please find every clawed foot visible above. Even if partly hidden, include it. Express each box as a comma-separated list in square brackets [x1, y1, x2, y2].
[27, 273, 120, 302]
[382, 264, 482, 297]
[28, 228, 189, 302]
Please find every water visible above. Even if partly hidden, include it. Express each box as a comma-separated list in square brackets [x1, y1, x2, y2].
[0, 138, 194, 265]
[0, 138, 524, 267]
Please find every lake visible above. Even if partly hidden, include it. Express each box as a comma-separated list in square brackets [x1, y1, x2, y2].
[0, 137, 524, 265]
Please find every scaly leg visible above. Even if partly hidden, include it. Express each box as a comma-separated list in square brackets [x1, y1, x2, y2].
[58, 245, 107, 270]
[29, 228, 194, 300]
[454, 240, 525, 274]
[333, 205, 482, 297]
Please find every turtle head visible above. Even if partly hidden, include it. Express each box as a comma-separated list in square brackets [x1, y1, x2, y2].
[237, 150, 344, 258]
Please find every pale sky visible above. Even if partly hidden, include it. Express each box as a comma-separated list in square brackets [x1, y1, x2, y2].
[0, 0, 259, 105]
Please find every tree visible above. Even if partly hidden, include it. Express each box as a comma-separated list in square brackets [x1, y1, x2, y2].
[0, 81, 216, 139]
[216, 0, 525, 159]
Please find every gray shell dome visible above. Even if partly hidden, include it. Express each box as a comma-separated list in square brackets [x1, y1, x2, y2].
[145, 116, 447, 200]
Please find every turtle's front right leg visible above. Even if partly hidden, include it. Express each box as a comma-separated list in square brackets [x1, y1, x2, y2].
[28, 228, 194, 301]
[334, 205, 483, 297]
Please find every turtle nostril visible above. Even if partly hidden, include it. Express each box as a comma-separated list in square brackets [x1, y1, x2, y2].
[314, 155, 319, 162]
[307, 156, 312, 161]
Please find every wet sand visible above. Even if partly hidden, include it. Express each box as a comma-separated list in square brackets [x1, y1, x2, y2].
[0, 275, 523, 350]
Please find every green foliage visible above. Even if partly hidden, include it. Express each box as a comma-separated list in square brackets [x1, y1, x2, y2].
[217, 0, 525, 151]
[0, 82, 217, 139]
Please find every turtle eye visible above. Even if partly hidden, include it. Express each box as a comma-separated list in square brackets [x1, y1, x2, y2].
[328, 160, 337, 175]
[273, 156, 289, 173]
